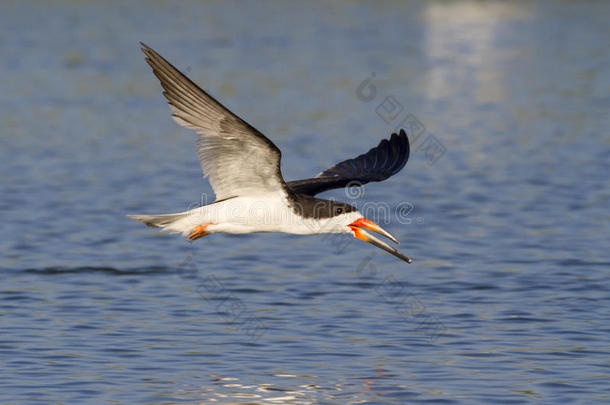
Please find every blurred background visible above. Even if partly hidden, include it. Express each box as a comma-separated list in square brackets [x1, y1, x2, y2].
[1, 1, 609, 403]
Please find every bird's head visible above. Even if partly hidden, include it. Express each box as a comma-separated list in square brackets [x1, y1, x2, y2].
[315, 201, 413, 264]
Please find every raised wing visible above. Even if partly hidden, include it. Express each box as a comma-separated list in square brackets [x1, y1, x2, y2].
[141, 43, 286, 200]
[287, 130, 409, 196]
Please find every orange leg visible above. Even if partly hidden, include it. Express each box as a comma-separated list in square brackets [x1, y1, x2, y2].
[188, 222, 213, 241]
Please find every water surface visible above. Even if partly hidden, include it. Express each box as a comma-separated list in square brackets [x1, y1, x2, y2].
[1, 1, 609, 403]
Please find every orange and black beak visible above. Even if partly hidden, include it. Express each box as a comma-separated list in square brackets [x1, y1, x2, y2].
[348, 218, 413, 264]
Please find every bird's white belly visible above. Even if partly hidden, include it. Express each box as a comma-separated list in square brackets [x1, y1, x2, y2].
[192, 193, 321, 235]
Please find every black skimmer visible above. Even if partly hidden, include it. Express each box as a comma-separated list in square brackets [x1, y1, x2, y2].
[129, 43, 413, 263]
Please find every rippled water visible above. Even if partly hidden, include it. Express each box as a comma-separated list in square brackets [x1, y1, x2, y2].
[1, 1, 609, 403]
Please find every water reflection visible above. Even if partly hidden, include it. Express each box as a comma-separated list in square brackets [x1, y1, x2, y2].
[189, 372, 405, 404]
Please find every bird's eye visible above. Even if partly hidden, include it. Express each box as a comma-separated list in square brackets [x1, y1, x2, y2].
[336, 207, 343, 214]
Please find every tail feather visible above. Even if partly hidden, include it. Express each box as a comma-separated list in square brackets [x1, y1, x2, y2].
[127, 213, 190, 229]
[128, 208, 207, 237]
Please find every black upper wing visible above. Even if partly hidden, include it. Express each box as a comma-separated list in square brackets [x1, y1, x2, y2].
[287, 130, 410, 196]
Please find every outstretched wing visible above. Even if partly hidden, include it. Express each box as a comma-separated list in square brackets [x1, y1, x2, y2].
[141, 43, 286, 200]
[287, 130, 410, 196]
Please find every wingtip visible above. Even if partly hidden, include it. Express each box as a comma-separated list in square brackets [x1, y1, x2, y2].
[395, 128, 410, 149]
[385, 129, 410, 174]
[139, 42, 155, 59]
[394, 128, 408, 141]
[389, 130, 406, 142]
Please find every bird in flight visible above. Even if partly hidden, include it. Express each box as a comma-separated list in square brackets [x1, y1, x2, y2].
[129, 43, 413, 263]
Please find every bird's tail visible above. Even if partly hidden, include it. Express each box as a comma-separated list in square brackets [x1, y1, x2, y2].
[127, 212, 200, 236]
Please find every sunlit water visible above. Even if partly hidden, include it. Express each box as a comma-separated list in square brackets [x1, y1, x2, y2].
[1, 1, 609, 403]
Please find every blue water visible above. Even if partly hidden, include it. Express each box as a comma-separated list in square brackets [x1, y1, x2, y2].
[1, 1, 609, 403]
